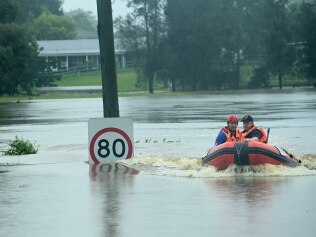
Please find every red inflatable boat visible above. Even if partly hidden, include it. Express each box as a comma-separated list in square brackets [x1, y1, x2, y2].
[202, 141, 300, 170]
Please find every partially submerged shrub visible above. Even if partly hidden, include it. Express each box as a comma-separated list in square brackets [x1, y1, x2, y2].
[3, 136, 39, 155]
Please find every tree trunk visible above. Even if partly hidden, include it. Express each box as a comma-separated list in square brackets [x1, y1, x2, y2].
[192, 80, 197, 91]
[181, 79, 184, 92]
[146, 0, 159, 94]
[278, 71, 283, 90]
[143, 2, 153, 94]
[235, 53, 241, 89]
[171, 78, 176, 92]
[148, 72, 154, 94]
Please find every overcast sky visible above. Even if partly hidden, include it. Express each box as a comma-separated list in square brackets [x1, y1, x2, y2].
[63, 0, 130, 18]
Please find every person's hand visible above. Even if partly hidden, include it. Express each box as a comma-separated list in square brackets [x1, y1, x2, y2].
[245, 138, 250, 142]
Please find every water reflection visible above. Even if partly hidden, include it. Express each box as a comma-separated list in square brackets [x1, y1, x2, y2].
[204, 177, 287, 223]
[89, 163, 140, 177]
[89, 163, 139, 237]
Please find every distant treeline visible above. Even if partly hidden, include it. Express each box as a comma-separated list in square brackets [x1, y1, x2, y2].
[115, 0, 316, 92]
[0, 0, 316, 95]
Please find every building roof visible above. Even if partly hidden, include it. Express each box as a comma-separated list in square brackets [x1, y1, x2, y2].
[38, 39, 124, 57]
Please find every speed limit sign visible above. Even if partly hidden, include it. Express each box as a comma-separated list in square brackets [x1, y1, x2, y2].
[88, 118, 133, 164]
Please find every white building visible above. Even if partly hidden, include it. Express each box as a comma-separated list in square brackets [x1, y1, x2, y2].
[38, 39, 134, 72]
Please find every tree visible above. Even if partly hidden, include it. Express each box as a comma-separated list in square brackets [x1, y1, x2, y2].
[116, 0, 166, 93]
[220, 0, 270, 89]
[262, 0, 295, 89]
[117, 0, 313, 91]
[114, 13, 147, 68]
[15, 0, 63, 24]
[0, 24, 38, 95]
[299, 1, 316, 85]
[166, 0, 234, 91]
[0, 0, 17, 24]
[65, 9, 98, 39]
[13, 0, 74, 41]
[0, 0, 61, 96]
[29, 12, 76, 40]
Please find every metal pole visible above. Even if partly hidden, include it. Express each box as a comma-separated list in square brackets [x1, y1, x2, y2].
[96, 0, 120, 117]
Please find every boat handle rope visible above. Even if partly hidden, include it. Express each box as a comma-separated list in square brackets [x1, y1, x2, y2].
[235, 141, 246, 162]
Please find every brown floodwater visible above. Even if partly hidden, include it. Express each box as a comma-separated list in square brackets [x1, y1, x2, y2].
[1, 89, 316, 237]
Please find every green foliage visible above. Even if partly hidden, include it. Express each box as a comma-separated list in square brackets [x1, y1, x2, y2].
[298, 2, 316, 84]
[13, 1, 74, 41]
[29, 12, 76, 40]
[15, 0, 63, 24]
[114, 14, 146, 67]
[165, 0, 235, 90]
[0, 23, 60, 95]
[260, 0, 295, 88]
[116, 0, 166, 93]
[1, 0, 315, 96]
[65, 9, 97, 39]
[3, 136, 39, 156]
[0, 23, 38, 95]
[34, 57, 62, 87]
[0, 0, 66, 96]
[0, 0, 17, 23]
[163, 0, 314, 91]
[249, 67, 270, 88]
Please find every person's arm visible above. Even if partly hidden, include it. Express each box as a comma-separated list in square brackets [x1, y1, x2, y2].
[245, 137, 259, 142]
[215, 131, 227, 146]
[245, 129, 263, 142]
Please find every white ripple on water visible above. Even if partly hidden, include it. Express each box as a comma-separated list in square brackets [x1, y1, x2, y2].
[120, 155, 316, 178]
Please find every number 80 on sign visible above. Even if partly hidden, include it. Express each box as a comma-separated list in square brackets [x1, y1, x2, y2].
[89, 127, 133, 164]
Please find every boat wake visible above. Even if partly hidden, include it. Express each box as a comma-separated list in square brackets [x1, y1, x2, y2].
[120, 154, 316, 178]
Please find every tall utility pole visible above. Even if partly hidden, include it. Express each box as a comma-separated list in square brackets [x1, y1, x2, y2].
[96, 0, 120, 117]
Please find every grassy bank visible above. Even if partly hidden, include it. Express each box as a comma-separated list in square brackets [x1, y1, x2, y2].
[55, 68, 140, 91]
[0, 69, 168, 102]
[54, 68, 165, 91]
[1, 67, 314, 103]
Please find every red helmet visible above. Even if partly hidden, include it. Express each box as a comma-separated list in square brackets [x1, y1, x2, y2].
[226, 114, 238, 124]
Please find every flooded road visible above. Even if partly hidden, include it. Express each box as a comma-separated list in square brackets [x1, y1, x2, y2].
[1, 89, 316, 236]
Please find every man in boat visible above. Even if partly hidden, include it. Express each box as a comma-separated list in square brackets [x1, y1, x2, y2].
[214, 114, 241, 146]
[241, 115, 267, 142]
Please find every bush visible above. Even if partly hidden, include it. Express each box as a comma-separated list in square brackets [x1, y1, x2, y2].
[3, 136, 39, 155]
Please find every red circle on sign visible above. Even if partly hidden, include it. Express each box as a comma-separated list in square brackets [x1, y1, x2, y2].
[89, 127, 133, 164]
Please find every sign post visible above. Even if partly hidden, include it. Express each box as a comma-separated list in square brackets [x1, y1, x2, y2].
[88, 118, 133, 164]
[97, 0, 119, 117]
[90, 2, 134, 167]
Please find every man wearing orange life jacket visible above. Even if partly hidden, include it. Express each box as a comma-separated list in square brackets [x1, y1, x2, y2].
[214, 114, 242, 146]
[240, 115, 267, 143]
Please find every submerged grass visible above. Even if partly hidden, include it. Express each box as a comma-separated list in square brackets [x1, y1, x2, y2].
[3, 136, 38, 156]
[1, 88, 316, 103]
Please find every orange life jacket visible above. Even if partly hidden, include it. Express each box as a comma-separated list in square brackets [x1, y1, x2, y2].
[241, 126, 267, 143]
[221, 127, 242, 142]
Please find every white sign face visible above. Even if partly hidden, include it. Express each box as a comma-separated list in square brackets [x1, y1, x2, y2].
[88, 118, 133, 164]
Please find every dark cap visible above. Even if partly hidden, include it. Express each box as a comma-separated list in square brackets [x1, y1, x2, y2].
[241, 115, 254, 123]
